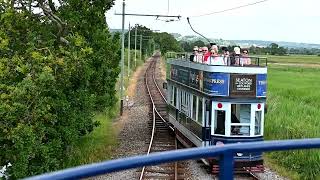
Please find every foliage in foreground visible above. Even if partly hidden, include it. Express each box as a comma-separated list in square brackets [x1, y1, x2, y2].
[265, 65, 320, 179]
[0, 0, 119, 178]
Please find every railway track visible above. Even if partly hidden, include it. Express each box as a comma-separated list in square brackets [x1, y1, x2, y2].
[139, 54, 186, 180]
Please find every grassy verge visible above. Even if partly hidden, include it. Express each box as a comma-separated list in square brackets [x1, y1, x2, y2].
[64, 49, 145, 168]
[265, 55, 320, 179]
[64, 107, 119, 167]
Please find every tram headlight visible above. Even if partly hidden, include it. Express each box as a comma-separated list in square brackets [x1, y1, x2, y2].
[236, 153, 243, 157]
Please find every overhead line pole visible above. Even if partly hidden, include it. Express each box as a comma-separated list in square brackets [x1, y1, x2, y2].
[116, 10, 180, 116]
[134, 25, 137, 68]
[140, 35, 142, 62]
[127, 22, 131, 77]
[120, 0, 125, 116]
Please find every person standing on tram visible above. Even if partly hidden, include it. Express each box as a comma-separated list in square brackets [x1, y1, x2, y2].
[197, 47, 204, 63]
[202, 46, 211, 64]
[190, 46, 198, 62]
[231, 46, 241, 65]
[221, 47, 230, 65]
[208, 45, 225, 65]
[240, 49, 251, 66]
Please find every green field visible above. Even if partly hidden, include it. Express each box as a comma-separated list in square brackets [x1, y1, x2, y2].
[268, 55, 320, 64]
[265, 55, 320, 180]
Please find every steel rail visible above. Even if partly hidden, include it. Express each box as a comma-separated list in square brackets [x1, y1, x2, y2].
[139, 60, 157, 180]
[139, 57, 176, 179]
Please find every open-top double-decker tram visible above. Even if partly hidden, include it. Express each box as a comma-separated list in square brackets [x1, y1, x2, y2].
[165, 54, 267, 173]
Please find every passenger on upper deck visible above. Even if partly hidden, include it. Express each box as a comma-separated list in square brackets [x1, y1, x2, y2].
[221, 47, 230, 65]
[240, 49, 251, 66]
[202, 46, 211, 63]
[190, 46, 198, 62]
[231, 47, 241, 66]
[195, 47, 204, 63]
[207, 45, 226, 65]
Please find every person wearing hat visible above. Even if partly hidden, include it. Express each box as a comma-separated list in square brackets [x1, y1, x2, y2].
[230, 47, 241, 65]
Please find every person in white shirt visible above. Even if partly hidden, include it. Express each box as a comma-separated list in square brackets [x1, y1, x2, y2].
[207, 45, 226, 65]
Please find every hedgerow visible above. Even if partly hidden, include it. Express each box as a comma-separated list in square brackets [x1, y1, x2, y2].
[0, 0, 119, 178]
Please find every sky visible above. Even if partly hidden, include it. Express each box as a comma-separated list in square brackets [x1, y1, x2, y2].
[105, 0, 320, 44]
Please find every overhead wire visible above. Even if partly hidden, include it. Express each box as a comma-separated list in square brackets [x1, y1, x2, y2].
[187, 17, 211, 43]
[189, 0, 269, 18]
[185, 0, 270, 44]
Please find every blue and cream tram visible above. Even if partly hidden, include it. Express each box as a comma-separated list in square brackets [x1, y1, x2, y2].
[166, 54, 267, 172]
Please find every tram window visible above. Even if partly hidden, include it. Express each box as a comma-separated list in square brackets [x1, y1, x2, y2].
[169, 85, 174, 105]
[231, 104, 250, 123]
[231, 126, 250, 136]
[205, 100, 211, 126]
[192, 95, 197, 120]
[255, 111, 262, 135]
[198, 97, 203, 124]
[214, 110, 225, 135]
[180, 90, 183, 111]
[173, 87, 177, 107]
[231, 104, 251, 136]
[186, 93, 191, 117]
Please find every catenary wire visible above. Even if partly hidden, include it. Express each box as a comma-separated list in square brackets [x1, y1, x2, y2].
[189, 0, 269, 18]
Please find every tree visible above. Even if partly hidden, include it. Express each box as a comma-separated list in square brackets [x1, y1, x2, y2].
[124, 24, 154, 55]
[179, 41, 193, 52]
[192, 40, 205, 48]
[269, 43, 279, 55]
[268, 43, 287, 55]
[0, 0, 119, 178]
[153, 32, 182, 53]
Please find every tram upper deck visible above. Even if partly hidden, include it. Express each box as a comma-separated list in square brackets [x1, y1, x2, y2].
[166, 54, 267, 99]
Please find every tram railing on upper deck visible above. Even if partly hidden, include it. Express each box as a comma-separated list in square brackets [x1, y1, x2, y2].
[170, 52, 268, 67]
[25, 138, 320, 180]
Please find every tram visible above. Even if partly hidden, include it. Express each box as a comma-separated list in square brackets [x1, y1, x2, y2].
[165, 53, 267, 172]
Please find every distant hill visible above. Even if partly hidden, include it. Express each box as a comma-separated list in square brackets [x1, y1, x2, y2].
[110, 30, 320, 49]
[173, 34, 320, 49]
[174, 35, 236, 46]
[231, 40, 320, 49]
[109, 29, 128, 34]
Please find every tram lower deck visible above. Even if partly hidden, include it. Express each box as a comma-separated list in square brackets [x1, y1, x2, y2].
[166, 56, 267, 172]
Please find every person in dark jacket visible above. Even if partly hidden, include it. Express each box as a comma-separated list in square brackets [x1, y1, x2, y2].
[190, 46, 198, 62]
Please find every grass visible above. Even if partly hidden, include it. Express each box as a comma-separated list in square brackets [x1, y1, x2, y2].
[265, 55, 320, 180]
[64, 108, 118, 168]
[267, 55, 320, 64]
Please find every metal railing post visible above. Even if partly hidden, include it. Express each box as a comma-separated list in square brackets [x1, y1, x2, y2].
[219, 151, 234, 180]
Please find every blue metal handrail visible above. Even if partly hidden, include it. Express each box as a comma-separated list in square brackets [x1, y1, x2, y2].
[25, 138, 320, 180]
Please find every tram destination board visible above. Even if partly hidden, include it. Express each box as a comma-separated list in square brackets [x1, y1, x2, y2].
[230, 74, 256, 97]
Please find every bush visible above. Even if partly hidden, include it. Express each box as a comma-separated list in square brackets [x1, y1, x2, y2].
[0, 1, 119, 178]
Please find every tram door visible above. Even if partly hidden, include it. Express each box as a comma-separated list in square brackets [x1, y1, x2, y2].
[211, 102, 231, 145]
[204, 99, 212, 146]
